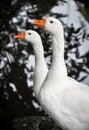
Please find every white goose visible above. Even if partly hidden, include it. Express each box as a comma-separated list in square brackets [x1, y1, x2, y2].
[32, 17, 89, 130]
[14, 30, 48, 99]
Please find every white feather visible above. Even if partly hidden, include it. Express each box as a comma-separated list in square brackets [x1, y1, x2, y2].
[20, 30, 48, 98]
[37, 17, 89, 130]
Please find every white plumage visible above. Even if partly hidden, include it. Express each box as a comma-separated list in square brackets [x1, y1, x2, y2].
[14, 30, 48, 99]
[32, 17, 89, 130]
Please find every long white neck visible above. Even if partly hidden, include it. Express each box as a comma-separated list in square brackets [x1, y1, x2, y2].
[48, 31, 67, 81]
[33, 42, 48, 98]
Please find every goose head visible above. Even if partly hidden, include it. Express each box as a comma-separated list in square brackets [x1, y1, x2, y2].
[14, 30, 41, 45]
[32, 17, 63, 37]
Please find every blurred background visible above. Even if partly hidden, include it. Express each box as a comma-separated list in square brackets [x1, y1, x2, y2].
[0, 0, 89, 129]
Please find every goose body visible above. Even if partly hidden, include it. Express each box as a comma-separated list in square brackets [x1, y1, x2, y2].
[32, 17, 89, 130]
[14, 30, 48, 99]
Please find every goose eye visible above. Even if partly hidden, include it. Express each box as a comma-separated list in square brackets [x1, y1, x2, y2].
[50, 20, 53, 23]
[28, 33, 31, 35]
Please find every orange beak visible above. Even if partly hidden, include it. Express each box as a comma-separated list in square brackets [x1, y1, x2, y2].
[32, 19, 46, 28]
[14, 32, 25, 40]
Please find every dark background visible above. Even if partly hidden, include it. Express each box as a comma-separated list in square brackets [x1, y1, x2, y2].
[0, 0, 89, 129]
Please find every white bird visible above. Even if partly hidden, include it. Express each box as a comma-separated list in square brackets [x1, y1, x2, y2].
[32, 17, 89, 130]
[14, 30, 48, 100]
